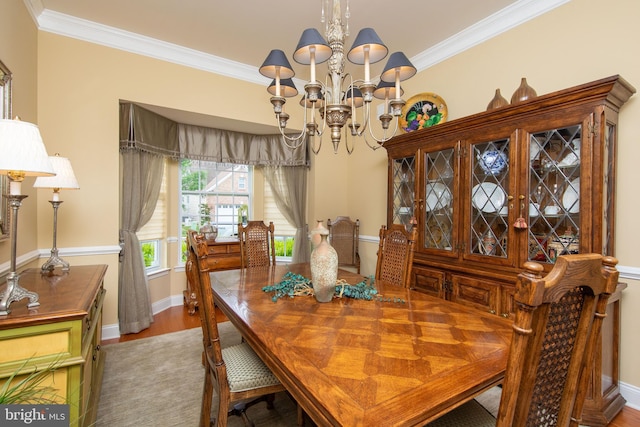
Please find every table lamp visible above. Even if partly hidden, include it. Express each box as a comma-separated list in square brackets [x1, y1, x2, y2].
[34, 154, 80, 272]
[0, 118, 55, 315]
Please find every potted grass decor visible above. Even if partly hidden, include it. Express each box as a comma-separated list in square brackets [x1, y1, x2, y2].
[0, 358, 63, 404]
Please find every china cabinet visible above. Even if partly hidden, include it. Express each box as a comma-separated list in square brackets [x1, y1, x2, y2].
[385, 75, 634, 426]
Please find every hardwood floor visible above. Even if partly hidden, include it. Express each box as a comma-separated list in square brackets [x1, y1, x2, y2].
[101, 306, 640, 426]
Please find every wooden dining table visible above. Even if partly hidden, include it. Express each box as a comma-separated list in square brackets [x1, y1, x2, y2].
[209, 263, 513, 426]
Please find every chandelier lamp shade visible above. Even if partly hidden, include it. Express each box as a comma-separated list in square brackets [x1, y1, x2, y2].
[260, 0, 416, 154]
[34, 154, 80, 273]
[0, 118, 56, 315]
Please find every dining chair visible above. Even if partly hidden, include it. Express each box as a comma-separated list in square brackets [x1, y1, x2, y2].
[375, 223, 417, 287]
[238, 220, 276, 268]
[327, 216, 361, 273]
[426, 253, 619, 427]
[186, 230, 286, 427]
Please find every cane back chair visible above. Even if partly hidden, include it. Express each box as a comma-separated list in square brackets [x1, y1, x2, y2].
[426, 254, 619, 427]
[186, 231, 285, 426]
[327, 216, 361, 273]
[375, 223, 418, 288]
[238, 220, 276, 268]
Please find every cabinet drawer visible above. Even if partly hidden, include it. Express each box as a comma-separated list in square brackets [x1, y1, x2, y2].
[207, 240, 241, 255]
[450, 274, 500, 314]
[207, 256, 241, 270]
[412, 267, 445, 299]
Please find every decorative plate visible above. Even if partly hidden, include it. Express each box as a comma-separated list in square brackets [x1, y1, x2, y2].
[478, 150, 508, 175]
[562, 178, 580, 213]
[472, 182, 506, 213]
[400, 93, 448, 133]
[425, 183, 452, 212]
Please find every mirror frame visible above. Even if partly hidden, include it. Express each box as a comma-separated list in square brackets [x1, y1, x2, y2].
[0, 59, 12, 241]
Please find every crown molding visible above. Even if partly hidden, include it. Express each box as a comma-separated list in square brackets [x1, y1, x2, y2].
[411, 0, 569, 70]
[25, 0, 568, 85]
[26, 2, 265, 86]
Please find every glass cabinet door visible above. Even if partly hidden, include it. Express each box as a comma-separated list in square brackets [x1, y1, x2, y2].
[423, 148, 455, 251]
[391, 156, 415, 231]
[469, 138, 511, 259]
[528, 125, 581, 263]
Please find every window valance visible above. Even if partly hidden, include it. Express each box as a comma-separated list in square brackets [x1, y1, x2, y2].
[120, 102, 309, 166]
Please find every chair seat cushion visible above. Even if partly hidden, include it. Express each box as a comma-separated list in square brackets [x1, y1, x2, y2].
[222, 342, 281, 392]
[426, 400, 495, 427]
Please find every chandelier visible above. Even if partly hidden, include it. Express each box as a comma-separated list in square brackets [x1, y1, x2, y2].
[259, 0, 416, 154]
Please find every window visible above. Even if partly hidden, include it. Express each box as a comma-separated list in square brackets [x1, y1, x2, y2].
[140, 239, 160, 269]
[138, 159, 167, 271]
[263, 179, 296, 260]
[180, 160, 251, 260]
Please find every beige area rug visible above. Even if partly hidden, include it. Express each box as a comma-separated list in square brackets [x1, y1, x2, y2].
[96, 322, 501, 426]
[96, 322, 299, 427]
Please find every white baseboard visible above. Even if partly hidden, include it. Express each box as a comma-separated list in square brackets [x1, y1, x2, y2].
[621, 381, 640, 410]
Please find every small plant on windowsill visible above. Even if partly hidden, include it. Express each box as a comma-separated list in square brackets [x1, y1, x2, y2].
[0, 358, 64, 404]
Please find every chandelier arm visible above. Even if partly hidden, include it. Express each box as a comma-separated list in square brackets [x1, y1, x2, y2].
[318, 102, 328, 137]
[362, 132, 384, 150]
[310, 134, 323, 155]
[279, 128, 306, 150]
[275, 111, 307, 150]
[276, 113, 307, 143]
[344, 126, 355, 154]
[365, 110, 400, 146]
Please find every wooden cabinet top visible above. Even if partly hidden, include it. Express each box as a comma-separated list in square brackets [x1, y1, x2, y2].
[384, 75, 635, 157]
[207, 237, 240, 246]
[0, 265, 107, 330]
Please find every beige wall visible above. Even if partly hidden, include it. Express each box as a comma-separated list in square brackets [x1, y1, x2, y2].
[0, 0, 39, 266]
[1, 0, 639, 396]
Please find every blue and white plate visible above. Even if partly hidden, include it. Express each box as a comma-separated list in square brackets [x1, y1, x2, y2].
[478, 150, 508, 175]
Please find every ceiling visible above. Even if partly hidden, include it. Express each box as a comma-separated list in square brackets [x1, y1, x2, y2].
[26, 0, 565, 133]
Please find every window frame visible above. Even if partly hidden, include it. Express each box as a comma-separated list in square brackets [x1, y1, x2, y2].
[179, 159, 252, 263]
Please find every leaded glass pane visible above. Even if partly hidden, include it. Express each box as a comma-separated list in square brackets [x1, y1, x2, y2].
[471, 139, 510, 257]
[424, 149, 454, 250]
[528, 126, 581, 263]
[392, 156, 415, 231]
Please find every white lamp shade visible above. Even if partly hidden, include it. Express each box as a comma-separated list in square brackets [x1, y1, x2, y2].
[0, 119, 55, 177]
[34, 155, 80, 189]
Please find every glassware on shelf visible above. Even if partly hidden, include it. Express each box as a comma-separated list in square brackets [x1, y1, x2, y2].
[544, 184, 560, 216]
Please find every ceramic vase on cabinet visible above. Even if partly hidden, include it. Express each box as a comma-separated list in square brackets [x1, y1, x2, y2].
[310, 223, 338, 303]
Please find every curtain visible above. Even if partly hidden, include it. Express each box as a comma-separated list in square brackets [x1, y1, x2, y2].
[178, 124, 308, 166]
[119, 101, 310, 332]
[119, 103, 179, 158]
[119, 102, 309, 166]
[262, 166, 310, 263]
[118, 149, 164, 334]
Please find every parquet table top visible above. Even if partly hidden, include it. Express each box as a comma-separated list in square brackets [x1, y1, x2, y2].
[210, 263, 512, 426]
